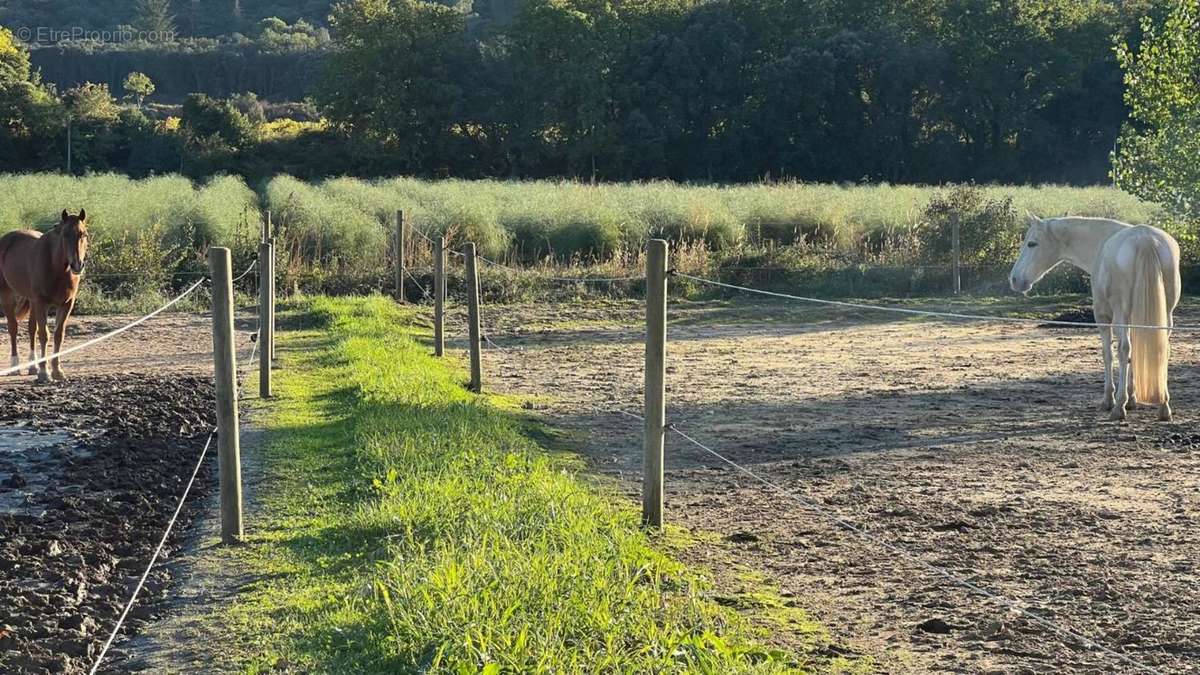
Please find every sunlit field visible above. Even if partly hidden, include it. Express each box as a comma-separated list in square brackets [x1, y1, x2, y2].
[0, 172, 1169, 305]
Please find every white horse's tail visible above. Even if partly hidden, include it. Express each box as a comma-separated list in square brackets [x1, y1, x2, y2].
[1130, 237, 1169, 405]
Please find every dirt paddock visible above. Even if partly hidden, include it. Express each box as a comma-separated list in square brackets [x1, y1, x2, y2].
[452, 297, 1200, 673]
[0, 312, 256, 675]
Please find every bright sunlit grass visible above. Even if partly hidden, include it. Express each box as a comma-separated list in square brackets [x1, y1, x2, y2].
[221, 295, 856, 673]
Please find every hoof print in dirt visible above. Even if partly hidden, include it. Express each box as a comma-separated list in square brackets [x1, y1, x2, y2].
[915, 617, 962, 634]
[712, 595, 741, 608]
[1159, 431, 1200, 453]
[726, 531, 760, 544]
[929, 520, 974, 532]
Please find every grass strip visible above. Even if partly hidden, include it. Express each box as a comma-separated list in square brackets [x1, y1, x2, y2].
[223, 294, 851, 673]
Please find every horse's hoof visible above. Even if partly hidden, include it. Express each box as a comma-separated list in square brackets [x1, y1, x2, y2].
[51, 369, 66, 382]
[1158, 405, 1172, 422]
[25, 366, 38, 376]
[1098, 398, 1114, 411]
[35, 372, 50, 385]
[1109, 408, 1127, 422]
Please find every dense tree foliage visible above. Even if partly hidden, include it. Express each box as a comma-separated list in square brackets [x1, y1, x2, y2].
[0, 0, 1184, 187]
[131, 0, 177, 39]
[122, 70, 154, 106]
[321, 0, 476, 169]
[0, 0, 334, 38]
[316, 0, 1159, 184]
[1, 25, 62, 170]
[0, 23, 29, 83]
[1113, 0, 1200, 222]
[27, 20, 329, 103]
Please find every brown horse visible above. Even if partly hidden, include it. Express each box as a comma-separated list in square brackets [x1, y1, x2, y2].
[0, 210, 89, 383]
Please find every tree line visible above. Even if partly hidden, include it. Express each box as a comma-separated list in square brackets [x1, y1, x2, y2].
[320, 0, 1166, 184]
[0, 0, 333, 39]
[30, 40, 324, 103]
[1, 0, 1188, 191]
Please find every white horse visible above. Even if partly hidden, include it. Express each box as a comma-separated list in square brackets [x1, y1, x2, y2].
[1009, 215, 1180, 422]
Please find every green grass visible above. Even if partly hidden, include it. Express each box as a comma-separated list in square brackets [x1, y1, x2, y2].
[223, 295, 855, 673]
[1, 172, 1171, 301]
[0, 172, 261, 309]
[266, 177, 1162, 265]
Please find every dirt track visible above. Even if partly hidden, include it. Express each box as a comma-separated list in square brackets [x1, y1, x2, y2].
[0, 312, 256, 675]
[454, 298, 1200, 673]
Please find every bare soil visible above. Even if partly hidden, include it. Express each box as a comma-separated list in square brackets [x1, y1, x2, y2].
[0, 312, 256, 675]
[450, 298, 1200, 674]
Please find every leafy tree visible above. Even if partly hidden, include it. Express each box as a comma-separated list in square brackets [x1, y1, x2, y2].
[918, 185, 1018, 265]
[504, 0, 618, 178]
[1, 26, 64, 170]
[65, 82, 120, 122]
[123, 71, 156, 107]
[180, 92, 254, 146]
[258, 17, 330, 52]
[320, 0, 477, 172]
[119, 107, 186, 176]
[230, 91, 267, 125]
[1113, 0, 1200, 221]
[177, 93, 261, 175]
[1, 25, 31, 85]
[59, 83, 122, 172]
[132, 0, 178, 41]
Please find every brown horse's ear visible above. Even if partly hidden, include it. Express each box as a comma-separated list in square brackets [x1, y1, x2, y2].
[61, 209, 69, 222]
[78, 209, 86, 221]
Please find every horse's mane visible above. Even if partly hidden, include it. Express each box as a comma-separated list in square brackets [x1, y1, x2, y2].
[1044, 215, 1135, 229]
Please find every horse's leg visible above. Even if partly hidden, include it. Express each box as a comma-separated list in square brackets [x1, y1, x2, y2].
[5, 314, 18, 373]
[1161, 262, 1179, 422]
[1158, 291, 1174, 422]
[26, 312, 37, 375]
[50, 300, 72, 382]
[1127, 305, 1138, 407]
[32, 301, 49, 384]
[2, 295, 18, 374]
[1097, 324, 1114, 411]
[1112, 325, 1132, 421]
[5, 311, 16, 362]
[1158, 379, 1172, 422]
[1094, 289, 1115, 411]
[1128, 356, 1138, 406]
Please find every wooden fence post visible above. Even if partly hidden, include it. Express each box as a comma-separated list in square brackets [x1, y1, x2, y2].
[209, 246, 244, 545]
[464, 242, 482, 392]
[259, 240, 273, 398]
[951, 209, 962, 295]
[396, 210, 407, 303]
[269, 238, 276, 366]
[434, 236, 446, 357]
[643, 239, 668, 528]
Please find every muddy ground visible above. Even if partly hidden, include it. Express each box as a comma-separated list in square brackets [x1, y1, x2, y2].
[0, 312, 256, 675]
[450, 297, 1200, 674]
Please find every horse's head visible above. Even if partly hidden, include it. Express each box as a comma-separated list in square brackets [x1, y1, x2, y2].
[1009, 214, 1060, 295]
[58, 209, 89, 275]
